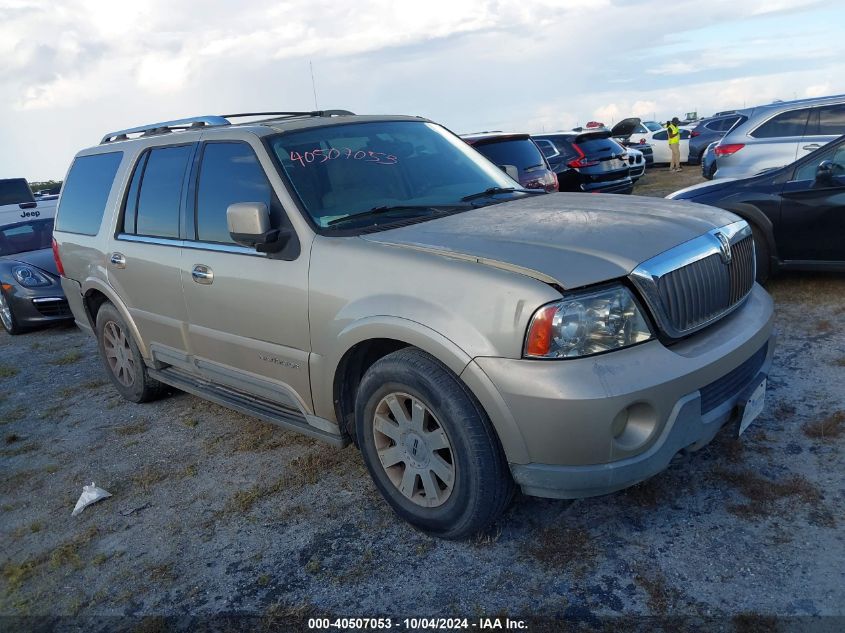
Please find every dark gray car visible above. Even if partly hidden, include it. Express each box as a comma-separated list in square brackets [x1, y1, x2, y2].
[689, 114, 746, 164]
[0, 218, 72, 334]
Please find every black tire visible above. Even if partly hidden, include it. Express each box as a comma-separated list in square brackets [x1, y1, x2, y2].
[95, 302, 165, 403]
[0, 288, 24, 335]
[750, 224, 771, 284]
[355, 348, 515, 539]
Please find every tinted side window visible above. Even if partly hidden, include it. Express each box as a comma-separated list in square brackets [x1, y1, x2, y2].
[750, 108, 810, 138]
[121, 152, 148, 234]
[55, 152, 123, 235]
[549, 138, 579, 160]
[533, 139, 558, 158]
[135, 145, 193, 238]
[195, 143, 273, 244]
[813, 104, 845, 135]
[794, 143, 845, 181]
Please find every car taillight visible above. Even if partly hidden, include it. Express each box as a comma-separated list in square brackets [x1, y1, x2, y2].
[567, 144, 599, 168]
[546, 170, 559, 192]
[639, 138, 646, 144]
[715, 143, 745, 157]
[52, 238, 65, 276]
[690, 130, 700, 137]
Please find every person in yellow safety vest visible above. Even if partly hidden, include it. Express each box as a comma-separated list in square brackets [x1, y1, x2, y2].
[667, 117, 682, 172]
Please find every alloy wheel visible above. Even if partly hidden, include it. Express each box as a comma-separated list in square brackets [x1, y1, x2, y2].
[0, 292, 12, 331]
[372, 392, 455, 508]
[103, 320, 135, 387]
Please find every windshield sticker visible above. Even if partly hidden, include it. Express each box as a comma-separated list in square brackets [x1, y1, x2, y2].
[289, 148, 398, 167]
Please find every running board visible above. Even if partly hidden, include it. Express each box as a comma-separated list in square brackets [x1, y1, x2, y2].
[149, 367, 347, 447]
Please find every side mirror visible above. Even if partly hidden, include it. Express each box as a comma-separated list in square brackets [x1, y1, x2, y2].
[226, 202, 291, 253]
[816, 160, 834, 183]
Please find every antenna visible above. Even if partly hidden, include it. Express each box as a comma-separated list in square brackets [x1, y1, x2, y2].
[310, 61, 318, 110]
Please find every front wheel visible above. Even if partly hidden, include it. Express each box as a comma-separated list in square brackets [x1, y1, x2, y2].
[0, 289, 24, 335]
[355, 348, 515, 539]
[95, 302, 165, 403]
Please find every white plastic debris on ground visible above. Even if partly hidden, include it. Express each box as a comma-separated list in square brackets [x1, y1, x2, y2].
[71, 482, 112, 516]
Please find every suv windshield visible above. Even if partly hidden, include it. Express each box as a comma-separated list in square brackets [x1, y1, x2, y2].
[268, 121, 519, 229]
[0, 218, 54, 256]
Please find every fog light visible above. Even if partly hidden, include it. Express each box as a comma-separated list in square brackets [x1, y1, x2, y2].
[612, 402, 658, 451]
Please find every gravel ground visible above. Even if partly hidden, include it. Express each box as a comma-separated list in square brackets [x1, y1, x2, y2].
[1, 168, 844, 631]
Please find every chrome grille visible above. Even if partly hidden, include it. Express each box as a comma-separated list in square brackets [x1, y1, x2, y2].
[630, 221, 755, 339]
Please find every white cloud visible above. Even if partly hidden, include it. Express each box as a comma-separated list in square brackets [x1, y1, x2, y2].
[1, 0, 843, 179]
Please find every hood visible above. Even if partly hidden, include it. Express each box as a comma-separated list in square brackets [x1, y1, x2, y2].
[2, 248, 59, 276]
[666, 178, 738, 199]
[362, 193, 739, 289]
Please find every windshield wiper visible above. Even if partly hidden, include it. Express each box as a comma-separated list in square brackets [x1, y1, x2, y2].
[326, 204, 470, 227]
[460, 187, 544, 202]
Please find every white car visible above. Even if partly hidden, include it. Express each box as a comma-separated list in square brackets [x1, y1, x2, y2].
[624, 146, 646, 181]
[611, 118, 691, 164]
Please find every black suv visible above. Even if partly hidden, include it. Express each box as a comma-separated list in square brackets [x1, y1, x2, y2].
[533, 131, 633, 194]
[668, 133, 845, 281]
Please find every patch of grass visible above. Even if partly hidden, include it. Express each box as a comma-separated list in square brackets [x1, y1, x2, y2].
[714, 468, 822, 519]
[802, 411, 845, 440]
[0, 364, 19, 378]
[2, 560, 40, 592]
[184, 464, 198, 477]
[49, 527, 99, 570]
[44, 464, 60, 474]
[12, 521, 43, 539]
[473, 527, 502, 546]
[6, 433, 20, 444]
[233, 420, 305, 452]
[814, 319, 833, 333]
[633, 567, 686, 616]
[183, 418, 199, 428]
[147, 563, 177, 582]
[2, 442, 41, 457]
[523, 527, 598, 576]
[257, 574, 271, 587]
[51, 350, 82, 366]
[771, 401, 796, 421]
[82, 379, 108, 390]
[304, 557, 321, 575]
[91, 553, 109, 566]
[132, 466, 167, 492]
[833, 357, 845, 367]
[39, 404, 68, 421]
[116, 420, 150, 436]
[1, 405, 28, 424]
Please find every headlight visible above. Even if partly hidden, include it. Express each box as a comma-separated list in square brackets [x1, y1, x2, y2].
[12, 266, 53, 288]
[524, 285, 653, 359]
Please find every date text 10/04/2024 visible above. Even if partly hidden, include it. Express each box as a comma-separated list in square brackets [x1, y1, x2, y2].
[306, 617, 528, 630]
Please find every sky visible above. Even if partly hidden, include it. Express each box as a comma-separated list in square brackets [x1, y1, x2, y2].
[2, 0, 844, 180]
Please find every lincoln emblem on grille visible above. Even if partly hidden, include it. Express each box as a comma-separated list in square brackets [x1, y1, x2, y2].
[715, 231, 732, 264]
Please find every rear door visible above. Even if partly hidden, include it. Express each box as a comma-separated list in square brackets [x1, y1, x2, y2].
[778, 141, 845, 262]
[799, 103, 845, 159]
[179, 137, 312, 411]
[108, 144, 194, 356]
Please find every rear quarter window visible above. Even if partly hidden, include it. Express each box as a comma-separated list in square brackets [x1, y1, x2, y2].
[750, 108, 810, 139]
[55, 152, 123, 235]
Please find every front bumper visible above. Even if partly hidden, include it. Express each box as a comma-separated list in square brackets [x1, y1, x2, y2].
[2, 283, 73, 328]
[464, 284, 774, 499]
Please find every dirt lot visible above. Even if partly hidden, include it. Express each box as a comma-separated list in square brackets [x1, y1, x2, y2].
[2, 168, 844, 631]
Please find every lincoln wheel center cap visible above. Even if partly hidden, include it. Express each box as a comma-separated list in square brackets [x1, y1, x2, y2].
[402, 431, 429, 468]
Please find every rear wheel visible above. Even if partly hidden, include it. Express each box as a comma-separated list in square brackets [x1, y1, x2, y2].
[95, 302, 165, 402]
[355, 348, 514, 539]
[750, 224, 771, 284]
[0, 289, 23, 335]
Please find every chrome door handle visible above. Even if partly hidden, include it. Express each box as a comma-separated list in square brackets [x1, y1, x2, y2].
[191, 265, 214, 284]
[803, 144, 821, 151]
[109, 252, 126, 269]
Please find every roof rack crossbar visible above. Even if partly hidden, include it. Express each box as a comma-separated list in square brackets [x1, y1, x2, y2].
[99, 110, 356, 144]
[221, 110, 355, 119]
[100, 115, 231, 144]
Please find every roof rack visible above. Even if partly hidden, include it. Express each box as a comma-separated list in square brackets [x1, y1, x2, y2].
[99, 110, 356, 144]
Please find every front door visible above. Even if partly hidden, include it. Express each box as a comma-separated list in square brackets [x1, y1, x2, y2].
[179, 139, 312, 411]
[778, 142, 845, 262]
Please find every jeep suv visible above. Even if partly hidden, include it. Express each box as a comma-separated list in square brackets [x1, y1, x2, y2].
[53, 111, 775, 538]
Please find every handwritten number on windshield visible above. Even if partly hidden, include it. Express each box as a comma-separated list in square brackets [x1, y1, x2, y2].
[289, 149, 398, 167]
